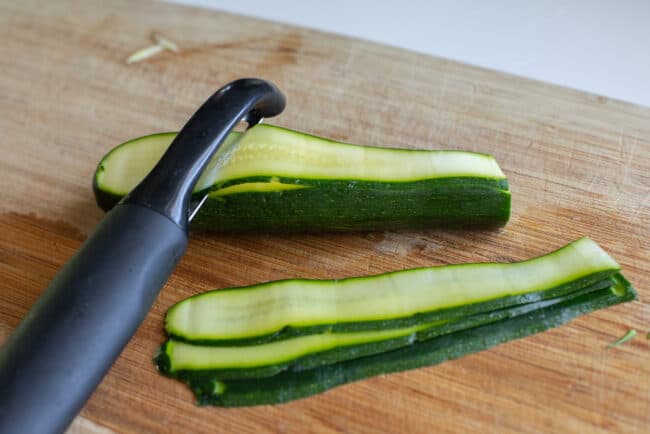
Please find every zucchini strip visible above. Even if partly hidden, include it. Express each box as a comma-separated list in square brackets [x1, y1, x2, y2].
[165, 237, 619, 344]
[156, 278, 611, 380]
[184, 279, 635, 406]
[93, 124, 511, 231]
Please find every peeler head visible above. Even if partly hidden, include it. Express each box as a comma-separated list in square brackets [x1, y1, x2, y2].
[121, 78, 286, 231]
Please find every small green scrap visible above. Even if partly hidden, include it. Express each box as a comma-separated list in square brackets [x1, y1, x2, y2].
[153, 33, 179, 52]
[126, 44, 164, 64]
[607, 329, 636, 349]
[125, 32, 179, 64]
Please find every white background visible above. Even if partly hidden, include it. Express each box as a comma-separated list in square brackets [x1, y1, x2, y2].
[167, 0, 650, 108]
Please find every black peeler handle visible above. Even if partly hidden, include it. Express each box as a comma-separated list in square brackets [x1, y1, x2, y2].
[0, 78, 285, 434]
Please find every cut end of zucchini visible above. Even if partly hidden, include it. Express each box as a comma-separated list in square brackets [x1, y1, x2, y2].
[153, 342, 172, 373]
[94, 132, 176, 207]
[609, 274, 629, 296]
[92, 131, 243, 210]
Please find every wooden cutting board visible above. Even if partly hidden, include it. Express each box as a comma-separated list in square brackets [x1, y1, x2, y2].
[1, 1, 648, 432]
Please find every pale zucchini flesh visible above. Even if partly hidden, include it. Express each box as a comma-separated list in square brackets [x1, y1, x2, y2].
[95, 124, 506, 196]
[209, 124, 506, 183]
[156, 279, 611, 379]
[165, 237, 619, 343]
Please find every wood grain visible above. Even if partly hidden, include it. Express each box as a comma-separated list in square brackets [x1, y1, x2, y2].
[0, 0, 648, 432]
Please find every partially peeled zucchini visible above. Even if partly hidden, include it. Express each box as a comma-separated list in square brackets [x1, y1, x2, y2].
[93, 124, 510, 231]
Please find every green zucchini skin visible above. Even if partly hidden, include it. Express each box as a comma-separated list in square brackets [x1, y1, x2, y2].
[97, 177, 510, 231]
[93, 188, 122, 213]
[155, 278, 611, 380]
[191, 178, 510, 232]
[179, 278, 635, 407]
[92, 126, 510, 232]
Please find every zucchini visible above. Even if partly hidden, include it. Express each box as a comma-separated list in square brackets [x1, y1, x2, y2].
[164, 237, 620, 345]
[181, 278, 636, 406]
[154, 240, 636, 406]
[93, 124, 510, 231]
[155, 279, 610, 380]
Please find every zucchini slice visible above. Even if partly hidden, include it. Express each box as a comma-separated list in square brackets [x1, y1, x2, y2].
[165, 237, 620, 344]
[93, 124, 510, 231]
[182, 279, 636, 407]
[156, 279, 611, 380]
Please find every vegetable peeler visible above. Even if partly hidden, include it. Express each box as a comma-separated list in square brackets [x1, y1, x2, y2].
[0, 78, 285, 433]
